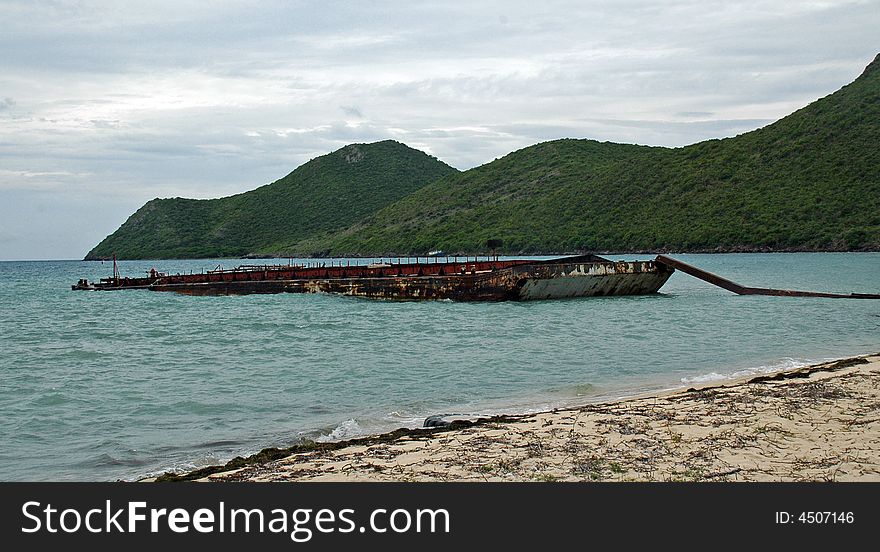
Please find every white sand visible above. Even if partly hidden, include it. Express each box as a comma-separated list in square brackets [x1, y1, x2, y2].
[192, 354, 880, 482]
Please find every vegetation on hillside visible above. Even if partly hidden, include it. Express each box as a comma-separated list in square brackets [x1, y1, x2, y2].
[88, 54, 879, 259]
[308, 54, 879, 256]
[86, 141, 458, 259]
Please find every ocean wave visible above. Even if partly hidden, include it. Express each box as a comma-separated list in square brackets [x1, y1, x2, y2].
[316, 418, 365, 442]
[679, 357, 830, 385]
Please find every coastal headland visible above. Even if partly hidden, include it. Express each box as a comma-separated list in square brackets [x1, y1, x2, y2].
[156, 353, 880, 482]
[89, 54, 880, 261]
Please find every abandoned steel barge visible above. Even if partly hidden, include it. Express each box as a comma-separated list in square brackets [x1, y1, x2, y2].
[71, 254, 675, 301]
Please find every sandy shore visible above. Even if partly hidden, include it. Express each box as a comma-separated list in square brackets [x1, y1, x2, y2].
[163, 353, 880, 482]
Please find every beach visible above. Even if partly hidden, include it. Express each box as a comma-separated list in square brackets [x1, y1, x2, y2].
[168, 353, 880, 482]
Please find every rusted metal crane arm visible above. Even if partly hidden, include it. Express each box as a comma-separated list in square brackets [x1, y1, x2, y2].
[654, 255, 880, 299]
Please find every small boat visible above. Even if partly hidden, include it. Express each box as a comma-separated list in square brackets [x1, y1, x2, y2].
[71, 254, 674, 301]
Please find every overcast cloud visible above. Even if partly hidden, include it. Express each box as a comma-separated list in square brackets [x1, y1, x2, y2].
[1, 0, 878, 259]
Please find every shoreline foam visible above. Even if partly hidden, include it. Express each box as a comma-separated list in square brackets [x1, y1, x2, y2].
[150, 352, 880, 482]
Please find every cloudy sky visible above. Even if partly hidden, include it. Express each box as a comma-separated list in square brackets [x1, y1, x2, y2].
[1, 0, 878, 260]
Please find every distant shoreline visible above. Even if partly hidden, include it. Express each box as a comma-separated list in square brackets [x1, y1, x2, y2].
[86, 247, 880, 262]
[150, 352, 880, 482]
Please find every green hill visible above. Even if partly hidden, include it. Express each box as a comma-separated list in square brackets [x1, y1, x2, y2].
[85, 140, 458, 259]
[303, 54, 879, 255]
[89, 54, 880, 259]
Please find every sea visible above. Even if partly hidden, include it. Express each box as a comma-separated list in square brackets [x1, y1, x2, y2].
[0, 252, 877, 481]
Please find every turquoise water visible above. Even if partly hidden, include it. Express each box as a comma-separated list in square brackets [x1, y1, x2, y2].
[0, 253, 878, 481]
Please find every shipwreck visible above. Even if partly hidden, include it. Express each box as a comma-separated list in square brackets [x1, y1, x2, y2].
[72, 254, 674, 301]
[72, 251, 880, 301]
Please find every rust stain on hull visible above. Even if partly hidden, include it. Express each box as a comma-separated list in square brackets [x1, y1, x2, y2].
[75, 254, 879, 301]
[151, 260, 672, 301]
[74, 255, 674, 301]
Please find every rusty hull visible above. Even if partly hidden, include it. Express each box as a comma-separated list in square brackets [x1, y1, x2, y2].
[144, 256, 673, 301]
[75, 253, 879, 301]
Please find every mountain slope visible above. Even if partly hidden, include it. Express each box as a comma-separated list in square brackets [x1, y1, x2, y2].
[306, 54, 880, 255]
[85, 140, 458, 259]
